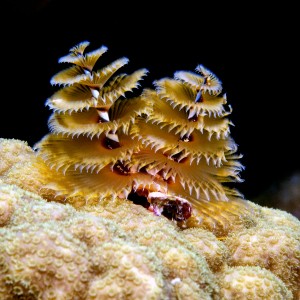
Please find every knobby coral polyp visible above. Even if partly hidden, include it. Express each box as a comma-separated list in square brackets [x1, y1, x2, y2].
[34, 41, 249, 228]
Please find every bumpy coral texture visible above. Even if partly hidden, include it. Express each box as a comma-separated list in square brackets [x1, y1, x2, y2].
[218, 266, 293, 299]
[0, 138, 45, 195]
[0, 180, 300, 299]
[0, 183, 217, 299]
[32, 41, 250, 234]
[225, 225, 300, 295]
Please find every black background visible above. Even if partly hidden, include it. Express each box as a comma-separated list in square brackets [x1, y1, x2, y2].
[1, 0, 299, 203]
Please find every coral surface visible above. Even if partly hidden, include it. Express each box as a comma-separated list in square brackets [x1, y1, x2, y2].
[1, 139, 300, 299]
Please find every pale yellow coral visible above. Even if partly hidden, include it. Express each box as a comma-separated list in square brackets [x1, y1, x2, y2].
[181, 227, 229, 272]
[218, 266, 293, 300]
[0, 138, 34, 174]
[0, 222, 92, 299]
[0, 191, 14, 226]
[171, 277, 213, 300]
[225, 225, 300, 297]
[156, 244, 216, 292]
[0, 183, 75, 227]
[0, 138, 47, 195]
[260, 206, 300, 231]
[87, 241, 165, 300]
[1, 138, 300, 299]
[81, 201, 219, 298]
[0, 183, 220, 299]
[80, 197, 178, 234]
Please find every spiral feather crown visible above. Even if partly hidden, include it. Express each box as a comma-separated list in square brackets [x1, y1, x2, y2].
[34, 41, 248, 225]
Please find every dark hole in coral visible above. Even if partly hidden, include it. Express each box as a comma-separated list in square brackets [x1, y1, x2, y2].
[112, 161, 130, 175]
[127, 190, 150, 209]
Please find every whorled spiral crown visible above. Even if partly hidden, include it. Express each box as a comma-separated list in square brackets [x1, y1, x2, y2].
[34, 41, 250, 229]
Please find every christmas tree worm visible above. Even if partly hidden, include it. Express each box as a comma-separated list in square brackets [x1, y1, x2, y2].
[34, 41, 250, 230]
